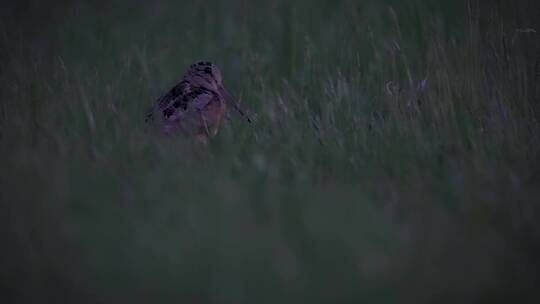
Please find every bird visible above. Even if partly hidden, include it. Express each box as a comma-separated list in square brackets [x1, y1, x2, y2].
[146, 61, 251, 143]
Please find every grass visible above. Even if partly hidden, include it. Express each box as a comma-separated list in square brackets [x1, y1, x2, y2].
[1, 0, 540, 302]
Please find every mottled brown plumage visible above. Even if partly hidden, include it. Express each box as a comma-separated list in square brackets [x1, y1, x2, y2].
[147, 61, 250, 143]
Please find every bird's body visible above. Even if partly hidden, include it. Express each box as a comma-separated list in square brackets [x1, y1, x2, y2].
[147, 61, 250, 143]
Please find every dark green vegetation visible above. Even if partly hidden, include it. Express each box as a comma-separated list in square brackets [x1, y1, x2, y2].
[1, 0, 540, 302]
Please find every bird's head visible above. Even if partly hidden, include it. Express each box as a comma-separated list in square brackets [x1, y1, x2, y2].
[187, 61, 222, 91]
[187, 61, 252, 123]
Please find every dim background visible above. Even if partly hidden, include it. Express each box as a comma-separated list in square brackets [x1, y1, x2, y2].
[1, 0, 540, 302]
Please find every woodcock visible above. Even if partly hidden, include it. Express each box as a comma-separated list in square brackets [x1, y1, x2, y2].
[146, 61, 251, 143]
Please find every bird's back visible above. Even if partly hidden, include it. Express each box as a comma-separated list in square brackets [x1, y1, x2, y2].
[147, 62, 225, 137]
[147, 61, 250, 141]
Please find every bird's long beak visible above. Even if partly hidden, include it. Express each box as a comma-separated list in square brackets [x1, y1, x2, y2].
[219, 86, 252, 123]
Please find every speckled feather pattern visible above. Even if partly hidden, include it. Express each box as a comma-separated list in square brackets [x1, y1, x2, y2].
[147, 61, 229, 142]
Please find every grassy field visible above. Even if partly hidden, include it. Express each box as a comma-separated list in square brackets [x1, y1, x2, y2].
[1, 0, 540, 302]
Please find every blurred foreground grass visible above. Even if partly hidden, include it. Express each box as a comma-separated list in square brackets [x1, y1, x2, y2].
[1, 0, 540, 302]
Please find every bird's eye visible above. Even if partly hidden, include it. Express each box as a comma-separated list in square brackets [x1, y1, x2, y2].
[204, 67, 212, 74]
